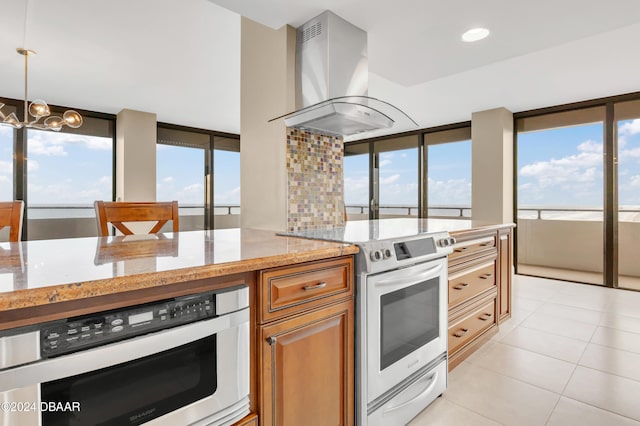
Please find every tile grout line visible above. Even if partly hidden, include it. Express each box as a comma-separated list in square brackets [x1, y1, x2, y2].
[439, 394, 508, 426]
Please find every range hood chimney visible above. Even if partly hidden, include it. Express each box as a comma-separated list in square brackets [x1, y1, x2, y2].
[270, 11, 417, 141]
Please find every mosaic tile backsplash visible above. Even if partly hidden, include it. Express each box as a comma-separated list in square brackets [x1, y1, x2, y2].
[286, 128, 344, 232]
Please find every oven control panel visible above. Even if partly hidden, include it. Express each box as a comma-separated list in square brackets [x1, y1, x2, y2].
[358, 232, 455, 274]
[40, 292, 216, 358]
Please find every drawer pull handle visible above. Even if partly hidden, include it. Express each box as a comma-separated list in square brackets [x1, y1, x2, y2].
[480, 242, 493, 247]
[453, 283, 469, 290]
[453, 328, 469, 338]
[454, 247, 469, 253]
[303, 282, 327, 291]
[479, 273, 493, 279]
[479, 313, 493, 321]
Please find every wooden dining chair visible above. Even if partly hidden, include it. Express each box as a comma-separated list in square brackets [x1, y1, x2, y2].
[94, 201, 180, 236]
[0, 201, 25, 242]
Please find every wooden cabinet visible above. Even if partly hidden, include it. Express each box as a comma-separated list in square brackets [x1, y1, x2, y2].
[498, 227, 513, 321]
[448, 225, 513, 370]
[257, 257, 354, 426]
[232, 413, 258, 426]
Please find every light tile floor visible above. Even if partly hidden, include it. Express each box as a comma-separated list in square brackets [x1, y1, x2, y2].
[409, 274, 640, 426]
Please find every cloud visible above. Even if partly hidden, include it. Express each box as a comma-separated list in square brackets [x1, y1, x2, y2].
[0, 125, 13, 136]
[619, 119, 640, 136]
[183, 183, 203, 193]
[380, 174, 400, 185]
[26, 131, 111, 156]
[27, 159, 39, 172]
[577, 140, 602, 153]
[214, 186, 241, 204]
[427, 177, 471, 205]
[519, 141, 602, 188]
[163, 176, 174, 183]
[0, 160, 11, 174]
[379, 159, 392, 167]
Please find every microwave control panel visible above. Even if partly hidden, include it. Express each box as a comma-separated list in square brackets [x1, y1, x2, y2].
[40, 292, 216, 358]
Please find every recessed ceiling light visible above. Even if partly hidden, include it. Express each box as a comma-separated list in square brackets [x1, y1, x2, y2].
[461, 27, 490, 42]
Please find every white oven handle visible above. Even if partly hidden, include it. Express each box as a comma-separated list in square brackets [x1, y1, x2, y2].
[0, 308, 248, 393]
[372, 261, 444, 289]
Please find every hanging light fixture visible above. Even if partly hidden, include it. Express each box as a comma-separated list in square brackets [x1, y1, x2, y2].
[0, 0, 82, 131]
[0, 49, 83, 131]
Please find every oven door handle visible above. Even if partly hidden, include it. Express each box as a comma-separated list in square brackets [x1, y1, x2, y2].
[373, 262, 444, 288]
[0, 308, 249, 393]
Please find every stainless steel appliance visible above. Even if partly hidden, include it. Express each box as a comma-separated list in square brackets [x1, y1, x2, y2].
[0, 285, 250, 426]
[270, 10, 418, 141]
[281, 218, 455, 425]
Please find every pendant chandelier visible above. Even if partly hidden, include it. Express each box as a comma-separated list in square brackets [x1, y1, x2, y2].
[0, 0, 82, 131]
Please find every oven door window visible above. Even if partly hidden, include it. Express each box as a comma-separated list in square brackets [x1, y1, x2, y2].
[42, 335, 216, 426]
[380, 278, 439, 370]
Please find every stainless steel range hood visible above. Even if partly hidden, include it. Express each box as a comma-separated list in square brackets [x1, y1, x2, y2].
[270, 11, 417, 141]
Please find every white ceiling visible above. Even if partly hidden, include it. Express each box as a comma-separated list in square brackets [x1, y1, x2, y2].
[1, 0, 640, 137]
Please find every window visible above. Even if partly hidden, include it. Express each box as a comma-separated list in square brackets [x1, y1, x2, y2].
[0, 125, 14, 201]
[213, 136, 240, 229]
[425, 126, 472, 218]
[375, 135, 419, 218]
[516, 107, 605, 285]
[614, 100, 640, 290]
[26, 114, 114, 240]
[157, 125, 240, 230]
[342, 124, 471, 221]
[344, 143, 369, 220]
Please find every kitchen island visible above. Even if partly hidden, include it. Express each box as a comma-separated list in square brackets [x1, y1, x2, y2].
[0, 228, 358, 330]
[0, 219, 513, 426]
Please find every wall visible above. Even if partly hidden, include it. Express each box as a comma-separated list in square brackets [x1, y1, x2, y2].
[517, 219, 640, 276]
[471, 107, 514, 225]
[240, 18, 296, 232]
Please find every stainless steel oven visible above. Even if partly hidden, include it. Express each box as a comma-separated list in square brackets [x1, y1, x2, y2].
[0, 285, 250, 426]
[361, 256, 448, 426]
[355, 231, 454, 426]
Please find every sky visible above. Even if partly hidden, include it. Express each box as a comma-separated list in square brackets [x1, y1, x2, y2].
[343, 142, 473, 207]
[343, 118, 640, 211]
[1, 118, 639, 212]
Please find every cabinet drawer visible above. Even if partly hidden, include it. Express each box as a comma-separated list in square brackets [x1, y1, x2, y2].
[448, 298, 496, 355]
[449, 235, 496, 262]
[448, 260, 496, 307]
[260, 257, 353, 323]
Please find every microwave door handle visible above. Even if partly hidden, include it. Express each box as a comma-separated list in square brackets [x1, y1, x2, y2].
[0, 308, 248, 393]
[374, 262, 444, 288]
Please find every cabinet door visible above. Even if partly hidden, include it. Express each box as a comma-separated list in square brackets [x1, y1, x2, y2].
[498, 228, 512, 321]
[260, 300, 354, 426]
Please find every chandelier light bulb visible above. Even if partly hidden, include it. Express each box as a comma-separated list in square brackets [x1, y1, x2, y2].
[29, 99, 50, 118]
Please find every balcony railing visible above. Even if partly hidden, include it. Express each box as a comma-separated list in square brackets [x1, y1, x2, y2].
[22, 204, 640, 221]
[345, 205, 640, 222]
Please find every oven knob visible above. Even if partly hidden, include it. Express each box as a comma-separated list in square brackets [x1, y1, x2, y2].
[370, 250, 382, 262]
[383, 249, 392, 259]
[111, 318, 124, 326]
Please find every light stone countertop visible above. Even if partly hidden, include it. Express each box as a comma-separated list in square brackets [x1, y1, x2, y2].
[0, 228, 358, 316]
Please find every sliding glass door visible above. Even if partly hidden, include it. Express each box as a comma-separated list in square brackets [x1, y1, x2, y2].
[516, 107, 605, 285]
[615, 100, 640, 290]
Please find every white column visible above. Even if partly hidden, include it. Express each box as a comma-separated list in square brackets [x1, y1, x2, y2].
[116, 109, 157, 202]
[471, 107, 514, 225]
[240, 17, 296, 231]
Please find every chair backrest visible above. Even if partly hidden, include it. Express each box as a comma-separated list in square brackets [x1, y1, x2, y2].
[0, 201, 24, 242]
[94, 201, 179, 236]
